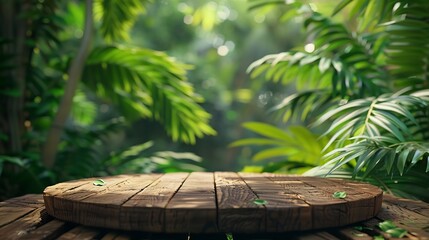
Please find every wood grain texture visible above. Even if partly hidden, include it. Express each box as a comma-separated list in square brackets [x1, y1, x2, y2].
[215, 172, 265, 233]
[0, 206, 48, 240]
[43, 172, 384, 233]
[239, 173, 312, 231]
[19, 219, 73, 240]
[377, 200, 429, 239]
[120, 172, 189, 232]
[165, 172, 217, 233]
[1, 193, 429, 239]
[56, 226, 101, 240]
[79, 174, 161, 229]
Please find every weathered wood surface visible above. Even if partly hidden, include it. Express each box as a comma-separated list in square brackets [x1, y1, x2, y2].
[1, 193, 429, 239]
[43, 172, 383, 233]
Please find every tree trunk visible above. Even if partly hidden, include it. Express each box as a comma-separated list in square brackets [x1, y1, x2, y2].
[0, 0, 31, 154]
[42, 0, 93, 168]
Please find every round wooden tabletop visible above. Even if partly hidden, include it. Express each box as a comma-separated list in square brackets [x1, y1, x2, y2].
[43, 172, 383, 233]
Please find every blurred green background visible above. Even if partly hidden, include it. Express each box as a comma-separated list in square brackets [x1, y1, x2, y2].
[1, 0, 428, 202]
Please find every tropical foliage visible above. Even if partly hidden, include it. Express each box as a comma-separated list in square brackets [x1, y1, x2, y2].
[236, 0, 429, 201]
[0, 0, 214, 199]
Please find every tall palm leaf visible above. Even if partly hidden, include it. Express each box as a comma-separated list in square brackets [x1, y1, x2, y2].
[83, 46, 215, 143]
[43, 0, 216, 167]
[238, 0, 429, 200]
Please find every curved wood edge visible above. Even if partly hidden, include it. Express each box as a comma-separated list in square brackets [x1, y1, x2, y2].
[43, 173, 384, 233]
[1, 194, 429, 239]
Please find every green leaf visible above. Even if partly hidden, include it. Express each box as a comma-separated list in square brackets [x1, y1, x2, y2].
[229, 138, 284, 147]
[96, 0, 144, 42]
[242, 122, 293, 142]
[253, 199, 268, 205]
[378, 220, 397, 232]
[0, 156, 26, 176]
[252, 147, 289, 161]
[93, 179, 105, 186]
[378, 220, 408, 238]
[225, 233, 234, 240]
[397, 148, 410, 175]
[386, 228, 407, 238]
[373, 236, 385, 240]
[332, 191, 347, 199]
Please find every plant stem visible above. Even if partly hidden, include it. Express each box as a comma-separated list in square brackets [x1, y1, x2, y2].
[42, 0, 93, 168]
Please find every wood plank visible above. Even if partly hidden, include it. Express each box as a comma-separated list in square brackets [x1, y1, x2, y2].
[338, 179, 384, 216]
[2, 194, 45, 209]
[376, 200, 429, 239]
[19, 219, 74, 240]
[165, 172, 217, 233]
[239, 173, 312, 231]
[269, 176, 348, 229]
[42, 178, 93, 215]
[43, 174, 133, 221]
[0, 206, 36, 228]
[100, 232, 131, 240]
[383, 194, 429, 218]
[120, 172, 189, 232]
[56, 226, 102, 240]
[293, 231, 341, 240]
[0, 206, 48, 240]
[215, 172, 265, 233]
[329, 226, 373, 240]
[74, 174, 161, 229]
[303, 177, 382, 224]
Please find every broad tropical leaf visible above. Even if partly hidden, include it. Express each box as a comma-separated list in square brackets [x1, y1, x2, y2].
[231, 123, 328, 169]
[83, 46, 216, 144]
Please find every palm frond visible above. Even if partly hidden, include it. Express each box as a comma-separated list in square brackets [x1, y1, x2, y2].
[316, 91, 428, 150]
[323, 138, 429, 176]
[318, 90, 429, 176]
[245, 0, 429, 202]
[269, 89, 336, 123]
[304, 164, 429, 202]
[230, 123, 328, 167]
[385, 1, 429, 88]
[248, 12, 387, 99]
[94, 0, 146, 42]
[332, 0, 395, 31]
[83, 46, 216, 144]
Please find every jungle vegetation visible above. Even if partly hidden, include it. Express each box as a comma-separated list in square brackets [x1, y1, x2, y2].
[234, 0, 429, 201]
[1, 0, 428, 202]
